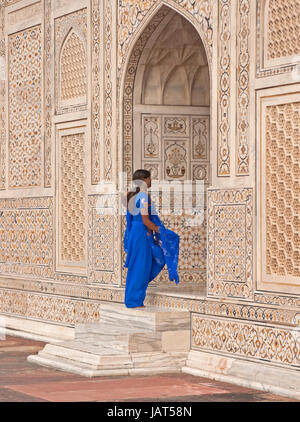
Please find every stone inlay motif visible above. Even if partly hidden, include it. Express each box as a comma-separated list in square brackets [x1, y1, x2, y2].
[192, 314, 300, 368]
[192, 117, 209, 160]
[91, 0, 101, 184]
[93, 213, 114, 272]
[192, 163, 209, 183]
[8, 25, 42, 188]
[164, 140, 188, 180]
[163, 116, 189, 137]
[267, 0, 300, 60]
[0, 289, 101, 326]
[44, 0, 52, 187]
[60, 133, 86, 265]
[104, 0, 113, 181]
[143, 116, 160, 158]
[218, 0, 231, 176]
[208, 189, 253, 299]
[236, 0, 250, 175]
[88, 195, 120, 285]
[142, 114, 209, 182]
[265, 102, 300, 278]
[0, 197, 53, 278]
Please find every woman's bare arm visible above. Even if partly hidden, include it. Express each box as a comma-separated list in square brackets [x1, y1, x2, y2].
[140, 197, 159, 233]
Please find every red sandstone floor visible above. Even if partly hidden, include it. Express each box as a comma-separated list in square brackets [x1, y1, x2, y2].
[0, 335, 298, 403]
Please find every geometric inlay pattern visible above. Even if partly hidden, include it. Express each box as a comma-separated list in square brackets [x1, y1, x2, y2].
[192, 314, 300, 368]
[0, 289, 101, 326]
[265, 102, 300, 278]
[0, 197, 53, 278]
[267, 0, 300, 60]
[8, 25, 42, 188]
[208, 188, 253, 299]
[60, 133, 86, 265]
[88, 194, 120, 285]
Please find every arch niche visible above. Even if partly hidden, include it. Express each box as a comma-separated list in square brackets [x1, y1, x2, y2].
[122, 5, 211, 292]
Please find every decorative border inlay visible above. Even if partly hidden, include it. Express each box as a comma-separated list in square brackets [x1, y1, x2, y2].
[44, 0, 52, 187]
[236, 0, 250, 175]
[218, 0, 231, 176]
[0, 0, 5, 189]
[91, 0, 101, 184]
[192, 314, 300, 369]
[104, 0, 113, 181]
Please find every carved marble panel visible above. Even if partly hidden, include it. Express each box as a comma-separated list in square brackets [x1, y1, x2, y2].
[143, 115, 160, 159]
[257, 0, 300, 77]
[8, 25, 42, 188]
[258, 88, 300, 294]
[164, 139, 188, 180]
[208, 188, 253, 300]
[0, 197, 53, 279]
[192, 314, 300, 369]
[88, 195, 121, 285]
[57, 123, 87, 274]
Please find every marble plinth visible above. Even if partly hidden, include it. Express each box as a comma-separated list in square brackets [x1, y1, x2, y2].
[183, 350, 300, 401]
[27, 303, 190, 377]
[98, 303, 190, 332]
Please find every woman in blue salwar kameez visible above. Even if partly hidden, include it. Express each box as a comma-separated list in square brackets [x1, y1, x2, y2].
[124, 169, 180, 308]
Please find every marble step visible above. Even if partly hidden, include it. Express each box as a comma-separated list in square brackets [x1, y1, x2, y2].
[63, 329, 162, 354]
[99, 303, 190, 332]
[28, 342, 187, 378]
[27, 302, 191, 378]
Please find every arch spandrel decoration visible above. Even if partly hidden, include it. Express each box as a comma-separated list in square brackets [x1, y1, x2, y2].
[118, 0, 213, 80]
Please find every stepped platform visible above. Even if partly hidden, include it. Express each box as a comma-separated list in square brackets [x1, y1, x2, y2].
[27, 303, 190, 377]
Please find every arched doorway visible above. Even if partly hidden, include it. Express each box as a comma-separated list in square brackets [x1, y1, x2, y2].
[122, 6, 211, 294]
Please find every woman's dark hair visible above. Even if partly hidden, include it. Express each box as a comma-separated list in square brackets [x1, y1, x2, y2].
[127, 169, 151, 206]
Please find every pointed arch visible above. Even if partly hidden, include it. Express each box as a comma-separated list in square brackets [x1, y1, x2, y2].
[119, 3, 212, 179]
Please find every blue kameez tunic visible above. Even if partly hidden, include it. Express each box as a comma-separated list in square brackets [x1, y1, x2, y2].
[124, 192, 180, 308]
